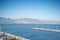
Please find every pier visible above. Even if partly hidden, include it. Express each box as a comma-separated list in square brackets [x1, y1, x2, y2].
[0, 32, 29, 40]
[32, 28, 60, 32]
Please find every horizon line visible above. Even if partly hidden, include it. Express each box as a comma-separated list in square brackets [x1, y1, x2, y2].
[0, 17, 60, 21]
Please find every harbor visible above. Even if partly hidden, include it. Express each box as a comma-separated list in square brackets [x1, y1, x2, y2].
[0, 32, 29, 40]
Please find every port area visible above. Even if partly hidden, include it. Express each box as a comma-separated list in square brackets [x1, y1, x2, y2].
[32, 28, 60, 32]
[0, 32, 29, 40]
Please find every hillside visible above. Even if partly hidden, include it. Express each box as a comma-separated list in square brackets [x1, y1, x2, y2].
[0, 17, 60, 24]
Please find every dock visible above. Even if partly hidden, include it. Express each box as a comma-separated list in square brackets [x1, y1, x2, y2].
[0, 32, 29, 40]
[32, 28, 60, 32]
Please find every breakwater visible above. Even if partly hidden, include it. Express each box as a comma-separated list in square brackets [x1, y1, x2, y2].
[32, 28, 60, 32]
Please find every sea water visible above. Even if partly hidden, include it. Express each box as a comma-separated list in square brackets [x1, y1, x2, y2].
[0, 24, 60, 40]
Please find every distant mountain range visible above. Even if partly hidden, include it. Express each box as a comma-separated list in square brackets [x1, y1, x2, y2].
[0, 17, 60, 24]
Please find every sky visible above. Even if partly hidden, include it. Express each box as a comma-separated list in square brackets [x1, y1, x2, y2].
[0, 0, 60, 21]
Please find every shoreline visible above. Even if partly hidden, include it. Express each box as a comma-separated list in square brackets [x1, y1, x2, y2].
[0, 32, 29, 40]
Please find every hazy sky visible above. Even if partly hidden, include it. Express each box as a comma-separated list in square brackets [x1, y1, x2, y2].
[0, 0, 60, 21]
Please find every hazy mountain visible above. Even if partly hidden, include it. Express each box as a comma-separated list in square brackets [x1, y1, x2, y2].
[0, 17, 60, 24]
[0, 17, 15, 24]
[14, 18, 41, 24]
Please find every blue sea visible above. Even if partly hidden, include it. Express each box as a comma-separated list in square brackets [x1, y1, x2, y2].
[0, 24, 60, 40]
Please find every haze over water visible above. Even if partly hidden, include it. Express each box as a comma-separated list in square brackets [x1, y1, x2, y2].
[0, 0, 60, 21]
[0, 0, 60, 40]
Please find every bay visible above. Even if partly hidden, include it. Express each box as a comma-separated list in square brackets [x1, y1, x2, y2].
[0, 24, 60, 40]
